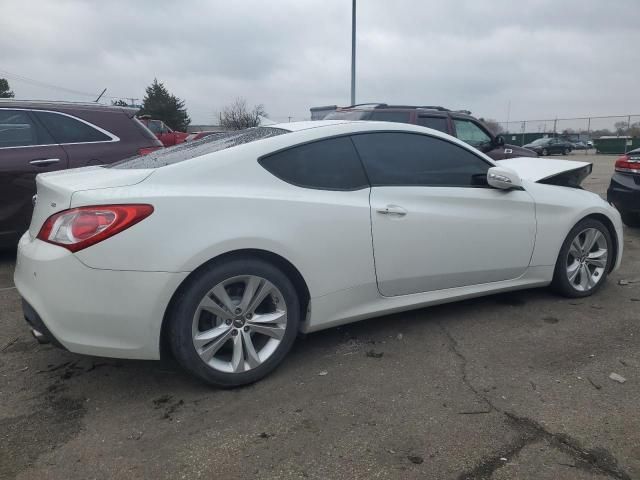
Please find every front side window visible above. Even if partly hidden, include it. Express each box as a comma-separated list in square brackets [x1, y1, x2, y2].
[351, 132, 491, 187]
[35, 111, 112, 144]
[259, 136, 369, 191]
[453, 119, 492, 147]
[0, 109, 49, 147]
[416, 116, 448, 133]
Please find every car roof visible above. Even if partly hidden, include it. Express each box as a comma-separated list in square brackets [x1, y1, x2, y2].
[0, 99, 138, 115]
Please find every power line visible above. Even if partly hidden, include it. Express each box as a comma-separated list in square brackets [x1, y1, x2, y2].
[0, 68, 138, 101]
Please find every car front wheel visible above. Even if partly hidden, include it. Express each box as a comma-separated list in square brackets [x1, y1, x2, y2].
[542, 148, 549, 156]
[551, 218, 612, 297]
[168, 257, 300, 387]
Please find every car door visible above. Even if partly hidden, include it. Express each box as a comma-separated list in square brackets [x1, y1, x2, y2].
[0, 109, 69, 242]
[33, 110, 121, 167]
[351, 132, 536, 297]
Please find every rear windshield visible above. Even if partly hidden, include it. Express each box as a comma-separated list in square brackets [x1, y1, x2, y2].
[108, 127, 289, 169]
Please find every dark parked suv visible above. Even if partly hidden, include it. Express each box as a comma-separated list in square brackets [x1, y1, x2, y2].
[0, 100, 162, 247]
[324, 104, 537, 161]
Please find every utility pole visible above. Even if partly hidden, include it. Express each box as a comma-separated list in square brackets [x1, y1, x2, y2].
[350, 0, 356, 106]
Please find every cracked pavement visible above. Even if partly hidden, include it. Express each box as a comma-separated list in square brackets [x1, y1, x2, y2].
[1, 153, 639, 479]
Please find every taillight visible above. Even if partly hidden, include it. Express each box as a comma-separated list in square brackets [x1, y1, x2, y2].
[138, 146, 163, 156]
[615, 154, 640, 174]
[37, 204, 153, 252]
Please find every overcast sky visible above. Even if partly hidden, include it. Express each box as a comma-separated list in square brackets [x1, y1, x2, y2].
[2, 0, 639, 125]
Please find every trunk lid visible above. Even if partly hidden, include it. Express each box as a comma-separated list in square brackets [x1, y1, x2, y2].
[498, 157, 592, 186]
[29, 166, 153, 238]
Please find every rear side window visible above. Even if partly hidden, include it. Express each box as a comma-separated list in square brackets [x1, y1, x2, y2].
[35, 111, 112, 144]
[416, 116, 448, 133]
[259, 136, 369, 191]
[351, 132, 490, 187]
[110, 127, 288, 169]
[0, 109, 52, 147]
[368, 111, 411, 123]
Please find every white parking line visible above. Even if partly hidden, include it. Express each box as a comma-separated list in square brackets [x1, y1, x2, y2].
[0, 286, 17, 291]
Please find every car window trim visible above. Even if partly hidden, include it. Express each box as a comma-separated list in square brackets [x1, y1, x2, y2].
[257, 134, 370, 192]
[350, 130, 496, 189]
[0, 108, 120, 150]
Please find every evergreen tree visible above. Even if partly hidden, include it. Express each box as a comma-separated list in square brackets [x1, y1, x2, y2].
[0, 78, 15, 98]
[138, 79, 190, 131]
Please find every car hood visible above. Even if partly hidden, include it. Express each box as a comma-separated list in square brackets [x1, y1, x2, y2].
[498, 157, 592, 186]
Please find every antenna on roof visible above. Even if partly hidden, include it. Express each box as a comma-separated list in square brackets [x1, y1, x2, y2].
[94, 88, 107, 102]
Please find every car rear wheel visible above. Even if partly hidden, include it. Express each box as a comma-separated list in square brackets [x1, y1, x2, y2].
[620, 210, 640, 228]
[562, 148, 570, 155]
[542, 148, 549, 156]
[168, 258, 299, 387]
[551, 218, 612, 298]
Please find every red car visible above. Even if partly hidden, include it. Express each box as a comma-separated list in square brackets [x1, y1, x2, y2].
[137, 116, 189, 147]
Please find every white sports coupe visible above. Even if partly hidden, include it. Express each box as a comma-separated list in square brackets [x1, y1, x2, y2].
[15, 120, 623, 386]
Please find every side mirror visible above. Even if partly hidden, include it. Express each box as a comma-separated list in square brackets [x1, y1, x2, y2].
[487, 166, 522, 190]
[494, 135, 505, 147]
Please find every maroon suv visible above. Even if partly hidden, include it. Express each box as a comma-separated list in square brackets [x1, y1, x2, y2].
[0, 100, 162, 247]
[325, 104, 537, 161]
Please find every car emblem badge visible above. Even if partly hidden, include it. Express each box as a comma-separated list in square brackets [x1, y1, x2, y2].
[32, 195, 38, 206]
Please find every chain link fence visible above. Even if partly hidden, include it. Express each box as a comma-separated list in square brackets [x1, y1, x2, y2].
[498, 114, 640, 154]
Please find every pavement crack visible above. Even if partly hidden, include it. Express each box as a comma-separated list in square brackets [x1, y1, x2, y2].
[503, 412, 632, 480]
[438, 322, 632, 480]
[437, 321, 497, 414]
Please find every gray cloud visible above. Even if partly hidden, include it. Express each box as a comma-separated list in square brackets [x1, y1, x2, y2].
[2, 0, 638, 124]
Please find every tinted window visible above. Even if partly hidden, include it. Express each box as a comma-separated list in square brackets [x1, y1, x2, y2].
[368, 111, 411, 123]
[416, 116, 448, 133]
[352, 132, 490, 187]
[260, 136, 368, 190]
[453, 119, 491, 147]
[0, 109, 51, 147]
[35, 111, 111, 143]
[110, 127, 288, 169]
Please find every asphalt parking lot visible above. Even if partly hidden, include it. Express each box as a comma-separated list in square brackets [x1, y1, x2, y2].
[1, 152, 638, 480]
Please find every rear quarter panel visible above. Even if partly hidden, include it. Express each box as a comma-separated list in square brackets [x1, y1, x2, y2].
[71, 139, 377, 299]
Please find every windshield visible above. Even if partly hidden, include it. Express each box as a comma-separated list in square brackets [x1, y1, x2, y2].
[108, 127, 289, 169]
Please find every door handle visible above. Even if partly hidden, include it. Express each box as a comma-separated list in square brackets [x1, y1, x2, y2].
[30, 158, 60, 166]
[376, 205, 407, 217]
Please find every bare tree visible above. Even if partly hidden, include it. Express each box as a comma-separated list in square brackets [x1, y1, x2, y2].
[220, 98, 267, 130]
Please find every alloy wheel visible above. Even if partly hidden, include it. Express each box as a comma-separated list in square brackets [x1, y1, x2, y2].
[566, 228, 608, 292]
[191, 275, 287, 373]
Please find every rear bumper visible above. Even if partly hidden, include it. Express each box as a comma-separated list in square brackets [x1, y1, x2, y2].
[14, 233, 188, 360]
[607, 173, 640, 212]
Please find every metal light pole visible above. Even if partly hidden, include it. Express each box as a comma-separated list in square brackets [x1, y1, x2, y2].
[350, 0, 356, 105]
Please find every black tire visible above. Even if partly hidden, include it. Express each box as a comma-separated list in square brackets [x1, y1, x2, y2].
[168, 257, 300, 387]
[620, 210, 640, 228]
[562, 148, 569, 155]
[542, 148, 549, 156]
[551, 218, 613, 298]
